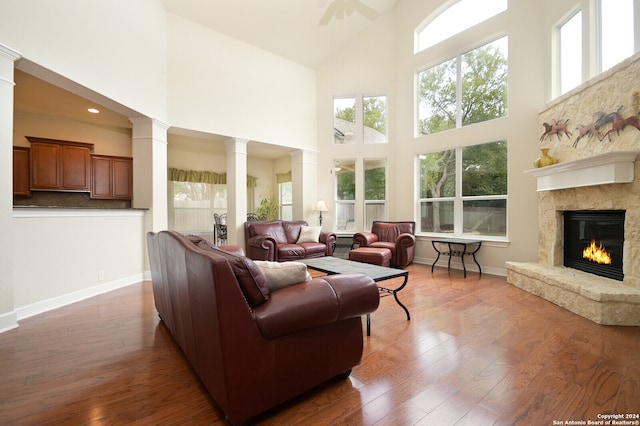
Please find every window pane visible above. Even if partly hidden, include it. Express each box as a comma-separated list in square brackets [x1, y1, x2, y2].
[279, 182, 292, 221]
[172, 181, 218, 233]
[335, 159, 355, 200]
[462, 141, 507, 196]
[421, 200, 454, 233]
[365, 202, 386, 230]
[336, 202, 356, 231]
[364, 159, 386, 200]
[416, 0, 507, 52]
[461, 37, 508, 126]
[601, 0, 634, 72]
[334, 97, 356, 144]
[560, 11, 582, 94]
[463, 199, 507, 236]
[363, 96, 387, 143]
[419, 150, 456, 198]
[418, 58, 457, 135]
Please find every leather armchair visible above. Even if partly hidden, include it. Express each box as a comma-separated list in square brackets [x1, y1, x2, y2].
[147, 231, 379, 425]
[353, 221, 416, 267]
[244, 220, 336, 261]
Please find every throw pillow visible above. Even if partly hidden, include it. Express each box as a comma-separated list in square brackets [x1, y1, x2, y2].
[296, 225, 322, 243]
[254, 261, 312, 291]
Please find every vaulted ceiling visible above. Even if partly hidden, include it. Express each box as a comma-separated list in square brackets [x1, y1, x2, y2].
[162, 0, 400, 69]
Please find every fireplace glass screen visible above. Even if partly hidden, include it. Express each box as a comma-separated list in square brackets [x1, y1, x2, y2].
[563, 210, 624, 281]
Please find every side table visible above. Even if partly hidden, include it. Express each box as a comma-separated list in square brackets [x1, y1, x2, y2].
[431, 238, 482, 278]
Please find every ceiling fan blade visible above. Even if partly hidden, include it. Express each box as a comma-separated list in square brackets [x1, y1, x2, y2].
[319, 0, 339, 25]
[352, 0, 379, 21]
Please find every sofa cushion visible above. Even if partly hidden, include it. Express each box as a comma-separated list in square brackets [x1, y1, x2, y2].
[282, 221, 306, 243]
[296, 225, 322, 243]
[188, 235, 270, 307]
[250, 221, 287, 244]
[253, 261, 312, 291]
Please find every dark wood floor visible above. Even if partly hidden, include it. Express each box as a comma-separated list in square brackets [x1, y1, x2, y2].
[1, 264, 639, 425]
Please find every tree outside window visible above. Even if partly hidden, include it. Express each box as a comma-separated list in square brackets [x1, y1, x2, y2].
[419, 141, 507, 237]
[334, 159, 356, 231]
[418, 37, 508, 135]
[364, 159, 386, 229]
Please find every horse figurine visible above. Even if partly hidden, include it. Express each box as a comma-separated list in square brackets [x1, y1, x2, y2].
[540, 119, 572, 142]
[602, 112, 640, 141]
[572, 123, 602, 147]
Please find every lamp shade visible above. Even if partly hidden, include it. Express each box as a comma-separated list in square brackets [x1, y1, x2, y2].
[315, 200, 329, 212]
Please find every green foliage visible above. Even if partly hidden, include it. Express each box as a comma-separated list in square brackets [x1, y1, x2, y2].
[365, 167, 386, 200]
[418, 41, 507, 135]
[462, 141, 507, 196]
[336, 171, 355, 200]
[257, 187, 280, 221]
[334, 97, 387, 135]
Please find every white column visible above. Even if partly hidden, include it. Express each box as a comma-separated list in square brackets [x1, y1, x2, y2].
[225, 138, 248, 246]
[291, 149, 319, 225]
[0, 44, 21, 331]
[130, 117, 169, 232]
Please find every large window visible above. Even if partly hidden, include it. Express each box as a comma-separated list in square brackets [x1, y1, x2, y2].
[334, 95, 387, 144]
[556, 0, 637, 96]
[334, 159, 356, 231]
[417, 37, 508, 136]
[170, 181, 226, 234]
[279, 181, 292, 221]
[419, 141, 507, 238]
[415, 0, 507, 53]
[559, 11, 582, 94]
[364, 159, 387, 229]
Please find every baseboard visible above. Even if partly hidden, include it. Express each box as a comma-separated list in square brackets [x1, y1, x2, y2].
[15, 273, 144, 322]
[0, 310, 19, 334]
[413, 257, 506, 277]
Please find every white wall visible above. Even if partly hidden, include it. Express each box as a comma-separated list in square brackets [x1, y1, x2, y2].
[0, 0, 169, 121]
[166, 14, 318, 149]
[12, 210, 145, 317]
[315, 0, 546, 275]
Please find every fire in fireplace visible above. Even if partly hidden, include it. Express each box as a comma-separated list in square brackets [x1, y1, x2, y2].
[563, 210, 624, 281]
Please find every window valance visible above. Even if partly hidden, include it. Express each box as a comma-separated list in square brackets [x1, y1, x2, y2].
[276, 171, 292, 183]
[169, 168, 257, 187]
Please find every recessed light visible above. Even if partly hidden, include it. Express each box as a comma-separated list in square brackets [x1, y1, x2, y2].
[88, 108, 100, 114]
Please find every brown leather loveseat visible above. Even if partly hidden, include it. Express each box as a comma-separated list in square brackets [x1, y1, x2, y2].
[147, 230, 379, 425]
[244, 220, 336, 261]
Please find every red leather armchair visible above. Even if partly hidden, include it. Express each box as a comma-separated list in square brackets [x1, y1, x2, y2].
[353, 221, 416, 267]
[147, 231, 379, 425]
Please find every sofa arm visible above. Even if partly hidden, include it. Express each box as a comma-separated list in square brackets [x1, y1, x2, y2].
[397, 232, 416, 248]
[246, 235, 276, 261]
[320, 231, 337, 255]
[353, 231, 378, 247]
[253, 274, 379, 339]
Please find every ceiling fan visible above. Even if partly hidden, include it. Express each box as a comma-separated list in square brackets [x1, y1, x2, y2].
[318, 0, 380, 26]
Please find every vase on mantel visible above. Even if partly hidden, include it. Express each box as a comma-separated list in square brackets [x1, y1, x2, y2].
[534, 148, 558, 168]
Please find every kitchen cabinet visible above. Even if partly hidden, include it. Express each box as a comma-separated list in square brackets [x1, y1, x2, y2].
[27, 136, 92, 191]
[91, 155, 133, 200]
[13, 146, 31, 197]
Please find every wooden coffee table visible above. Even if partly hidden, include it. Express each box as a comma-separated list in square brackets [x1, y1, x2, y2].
[301, 257, 410, 336]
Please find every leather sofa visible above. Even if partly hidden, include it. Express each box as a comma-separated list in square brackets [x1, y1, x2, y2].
[147, 230, 379, 425]
[353, 221, 416, 267]
[244, 220, 337, 261]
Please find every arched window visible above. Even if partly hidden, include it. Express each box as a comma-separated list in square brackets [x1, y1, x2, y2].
[415, 0, 507, 53]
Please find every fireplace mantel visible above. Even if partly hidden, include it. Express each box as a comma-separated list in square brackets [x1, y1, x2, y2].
[525, 151, 639, 191]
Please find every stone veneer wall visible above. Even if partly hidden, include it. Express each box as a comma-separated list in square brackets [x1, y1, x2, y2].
[506, 52, 640, 326]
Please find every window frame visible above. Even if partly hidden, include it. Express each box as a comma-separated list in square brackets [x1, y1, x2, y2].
[417, 141, 508, 240]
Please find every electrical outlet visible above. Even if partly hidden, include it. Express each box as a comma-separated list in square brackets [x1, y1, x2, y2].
[98, 270, 105, 281]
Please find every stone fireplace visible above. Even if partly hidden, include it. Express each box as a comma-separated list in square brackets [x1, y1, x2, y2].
[505, 53, 640, 326]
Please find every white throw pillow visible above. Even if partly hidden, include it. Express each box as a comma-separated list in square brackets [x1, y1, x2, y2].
[296, 225, 322, 243]
[253, 261, 312, 291]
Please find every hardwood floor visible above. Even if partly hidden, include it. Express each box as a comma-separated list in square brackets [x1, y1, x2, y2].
[1, 264, 639, 425]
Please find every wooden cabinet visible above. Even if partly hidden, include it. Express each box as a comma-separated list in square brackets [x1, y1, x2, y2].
[91, 155, 133, 200]
[27, 137, 92, 191]
[13, 147, 31, 197]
